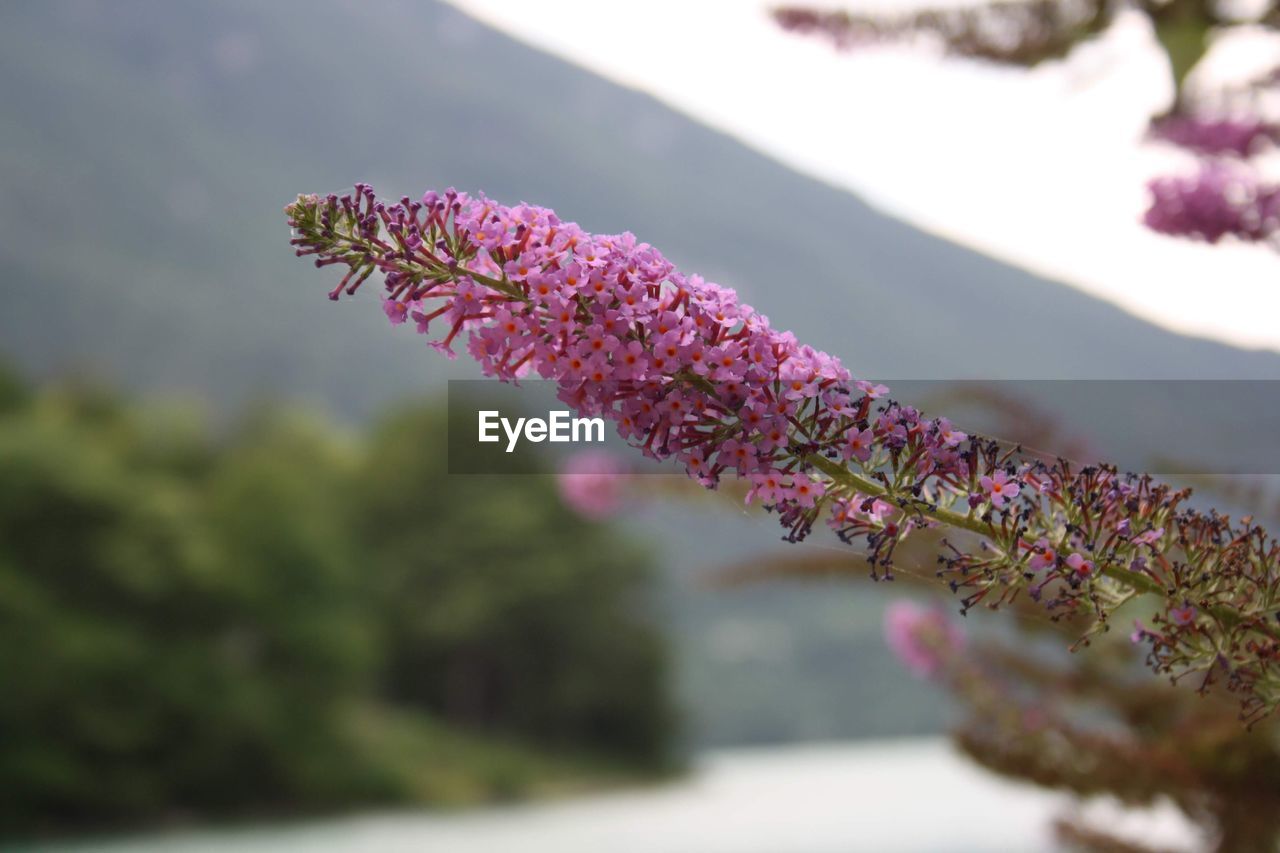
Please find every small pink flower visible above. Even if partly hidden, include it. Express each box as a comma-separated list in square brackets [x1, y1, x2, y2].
[757, 418, 790, 453]
[582, 353, 612, 385]
[1132, 527, 1165, 548]
[747, 469, 790, 505]
[1065, 552, 1094, 578]
[428, 339, 459, 360]
[1170, 603, 1198, 627]
[779, 363, 818, 400]
[843, 427, 875, 463]
[823, 389, 859, 418]
[717, 438, 759, 475]
[411, 309, 432, 335]
[1024, 537, 1058, 571]
[791, 477, 826, 508]
[583, 327, 620, 356]
[856, 380, 889, 399]
[936, 418, 967, 448]
[979, 470, 1021, 508]
[862, 496, 896, 524]
[614, 340, 649, 380]
[708, 342, 747, 382]
[504, 258, 537, 283]
[382, 298, 409, 325]
[682, 447, 711, 483]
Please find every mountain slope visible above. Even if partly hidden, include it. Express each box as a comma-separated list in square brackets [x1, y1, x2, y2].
[1, 0, 1277, 426]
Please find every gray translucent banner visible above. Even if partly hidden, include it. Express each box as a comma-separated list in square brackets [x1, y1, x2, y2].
[446, 379, 1280, 477]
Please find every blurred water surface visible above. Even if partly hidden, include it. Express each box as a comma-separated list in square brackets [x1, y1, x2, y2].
[42, 739, 1196, 853]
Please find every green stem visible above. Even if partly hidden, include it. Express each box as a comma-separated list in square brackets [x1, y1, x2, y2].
[807, 453, 989, 536]
[806, 453, 1279, 641]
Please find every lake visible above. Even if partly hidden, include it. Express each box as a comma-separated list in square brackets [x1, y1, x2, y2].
[39, 739, 1197, 853]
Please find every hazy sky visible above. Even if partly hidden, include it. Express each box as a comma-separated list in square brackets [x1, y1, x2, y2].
[446, 0, 1280, 354]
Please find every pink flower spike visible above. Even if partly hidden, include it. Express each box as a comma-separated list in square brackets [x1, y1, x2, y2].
[289, 184, 1280, 718]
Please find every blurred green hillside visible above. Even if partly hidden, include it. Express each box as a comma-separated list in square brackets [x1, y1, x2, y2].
[0, 364, 673, 838]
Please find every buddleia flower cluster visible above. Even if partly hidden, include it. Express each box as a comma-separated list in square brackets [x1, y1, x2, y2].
[1145, 115, 1280, 247]
[286, 185, 1280, 721]
[1140, 104, 1280, 248]
[1143, 162, 1280, 246]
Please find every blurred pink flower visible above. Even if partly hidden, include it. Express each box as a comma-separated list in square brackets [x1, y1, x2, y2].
[1150, 115, 1278, 158]
[1143, 164, 1279, 244]
[883, 600, 964, 679]
[557, 450, 630, 520]
[1170, 603, 1198, 628]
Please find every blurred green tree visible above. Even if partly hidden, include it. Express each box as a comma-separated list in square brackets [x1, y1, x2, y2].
[353, 402, 674, 764]
[0, 385, 388, 829]
[0, 371, 673, 836]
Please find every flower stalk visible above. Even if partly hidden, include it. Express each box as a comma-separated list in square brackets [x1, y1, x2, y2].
[286, 184, 1280, 721]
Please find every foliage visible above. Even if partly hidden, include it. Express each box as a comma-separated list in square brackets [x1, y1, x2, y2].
[703, 387, 1280, 852]
[713, 525, 1280, 851]
[948, 628, 1280, 852]
[0, 369, 673, 837]
[354, 403, 674, 763]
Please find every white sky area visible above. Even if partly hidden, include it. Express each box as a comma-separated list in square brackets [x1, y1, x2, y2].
[444, 0, 1280, 353]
